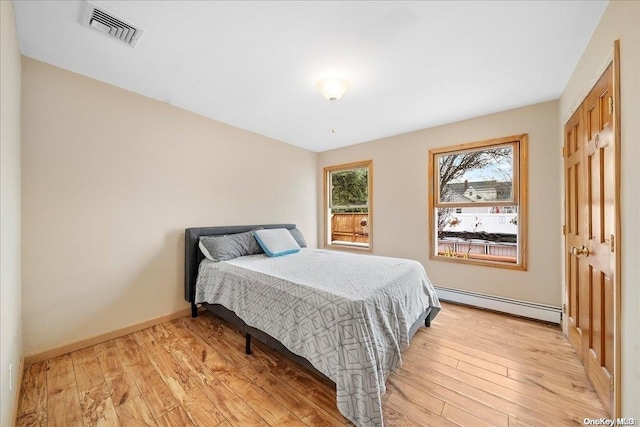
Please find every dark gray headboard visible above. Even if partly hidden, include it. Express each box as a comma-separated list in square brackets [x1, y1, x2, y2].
[184, 224, 296, 303]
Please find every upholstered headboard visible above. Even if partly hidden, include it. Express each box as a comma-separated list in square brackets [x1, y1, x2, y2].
[184, 224, 296, 305]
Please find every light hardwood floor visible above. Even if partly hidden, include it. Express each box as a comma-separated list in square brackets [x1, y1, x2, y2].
[16, 302, 608, 426]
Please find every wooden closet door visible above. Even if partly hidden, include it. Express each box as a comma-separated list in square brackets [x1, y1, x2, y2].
[564, 105, 586, 360]
[582, 64, 615, 414]
[564, 63, 616, 415]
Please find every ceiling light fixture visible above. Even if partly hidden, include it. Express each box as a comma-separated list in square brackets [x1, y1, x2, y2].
[317, 78, 350, 102]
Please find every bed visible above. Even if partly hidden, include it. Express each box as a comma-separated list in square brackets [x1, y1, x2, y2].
[184, 224, 441, 427]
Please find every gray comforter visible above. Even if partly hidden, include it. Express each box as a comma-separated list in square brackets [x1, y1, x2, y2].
[195, 248, 440, 427]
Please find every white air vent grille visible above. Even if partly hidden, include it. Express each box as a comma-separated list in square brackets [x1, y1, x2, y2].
[81, 2, 143, 48]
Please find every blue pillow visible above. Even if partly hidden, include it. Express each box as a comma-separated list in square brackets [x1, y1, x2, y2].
[254, 228, 301, 257]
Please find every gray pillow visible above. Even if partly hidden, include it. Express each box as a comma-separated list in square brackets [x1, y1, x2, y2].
[289, 227, 307, 248]
[199, 228, 263, 261]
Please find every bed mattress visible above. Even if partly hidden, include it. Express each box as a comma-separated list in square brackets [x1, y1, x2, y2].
[195, 248, 440, 427]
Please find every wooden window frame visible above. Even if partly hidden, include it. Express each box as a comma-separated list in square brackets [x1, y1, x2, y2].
[428, 135, 528, 270]
[323, 160, 373, 252]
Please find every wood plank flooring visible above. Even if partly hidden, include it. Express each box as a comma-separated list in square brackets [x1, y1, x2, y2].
[16, 302, 608, 426]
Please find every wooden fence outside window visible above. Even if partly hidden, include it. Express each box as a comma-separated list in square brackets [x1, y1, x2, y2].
[330, 213, 369, 244]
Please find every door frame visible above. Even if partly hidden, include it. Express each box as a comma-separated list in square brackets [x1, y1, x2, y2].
[562, 39, 621, 418]
[611, 39, 621, 421]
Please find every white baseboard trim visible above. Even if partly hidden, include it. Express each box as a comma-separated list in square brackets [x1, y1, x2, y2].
[435, 286, 562, 324]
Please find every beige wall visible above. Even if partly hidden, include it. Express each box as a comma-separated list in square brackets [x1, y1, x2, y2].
[0, 1, 23, 425]
[21, 58, 318, 355]
[558, 0, 640, 417]
[318, 101, 561, 306]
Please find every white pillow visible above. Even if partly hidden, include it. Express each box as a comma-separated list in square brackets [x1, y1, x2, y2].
[254, 228, 301, 257]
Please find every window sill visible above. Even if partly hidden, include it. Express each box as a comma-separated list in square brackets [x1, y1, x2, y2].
[325, 242, 372, 253]
[432, 253, 525, 270]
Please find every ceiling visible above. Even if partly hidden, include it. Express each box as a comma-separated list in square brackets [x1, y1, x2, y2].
[11, 1, 607, 152]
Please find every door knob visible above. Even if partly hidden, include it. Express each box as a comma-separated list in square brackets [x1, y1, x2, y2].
[570, 246, 590, 256]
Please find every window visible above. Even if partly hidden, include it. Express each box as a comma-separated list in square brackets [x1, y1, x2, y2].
[324, 160, 372, 251]
[428, 135, 527, 269]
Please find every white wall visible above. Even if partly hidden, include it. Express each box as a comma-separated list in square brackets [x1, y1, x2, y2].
[21, 58, 318, 356]
[0, 1, 23, 425]
[558, 0, 640, 418]
[318, 101, 561, 306]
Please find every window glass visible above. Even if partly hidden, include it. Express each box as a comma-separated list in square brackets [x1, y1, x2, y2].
[324, 161, 372, 250]
[429, 136, 527, 269]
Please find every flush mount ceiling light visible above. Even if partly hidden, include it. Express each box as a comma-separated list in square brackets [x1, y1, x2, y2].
[317, 78, 350, 102]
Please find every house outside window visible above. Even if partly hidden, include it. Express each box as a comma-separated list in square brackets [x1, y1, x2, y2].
[324, 160, 372, 251]
[428, 135, 528, 269]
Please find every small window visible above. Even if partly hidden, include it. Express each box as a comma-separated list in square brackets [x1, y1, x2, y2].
[428, 135, 527, 269]
[324, 160, 372, 251]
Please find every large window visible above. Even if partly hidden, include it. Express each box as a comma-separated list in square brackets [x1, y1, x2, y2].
[428, 135, 527, 269]
[324, 160, 372, 251]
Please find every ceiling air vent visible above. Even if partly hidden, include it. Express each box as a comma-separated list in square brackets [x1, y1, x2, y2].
[81, 1, 144, 48]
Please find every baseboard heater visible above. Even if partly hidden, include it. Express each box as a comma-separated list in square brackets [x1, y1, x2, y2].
[434, 286, 562, 324]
